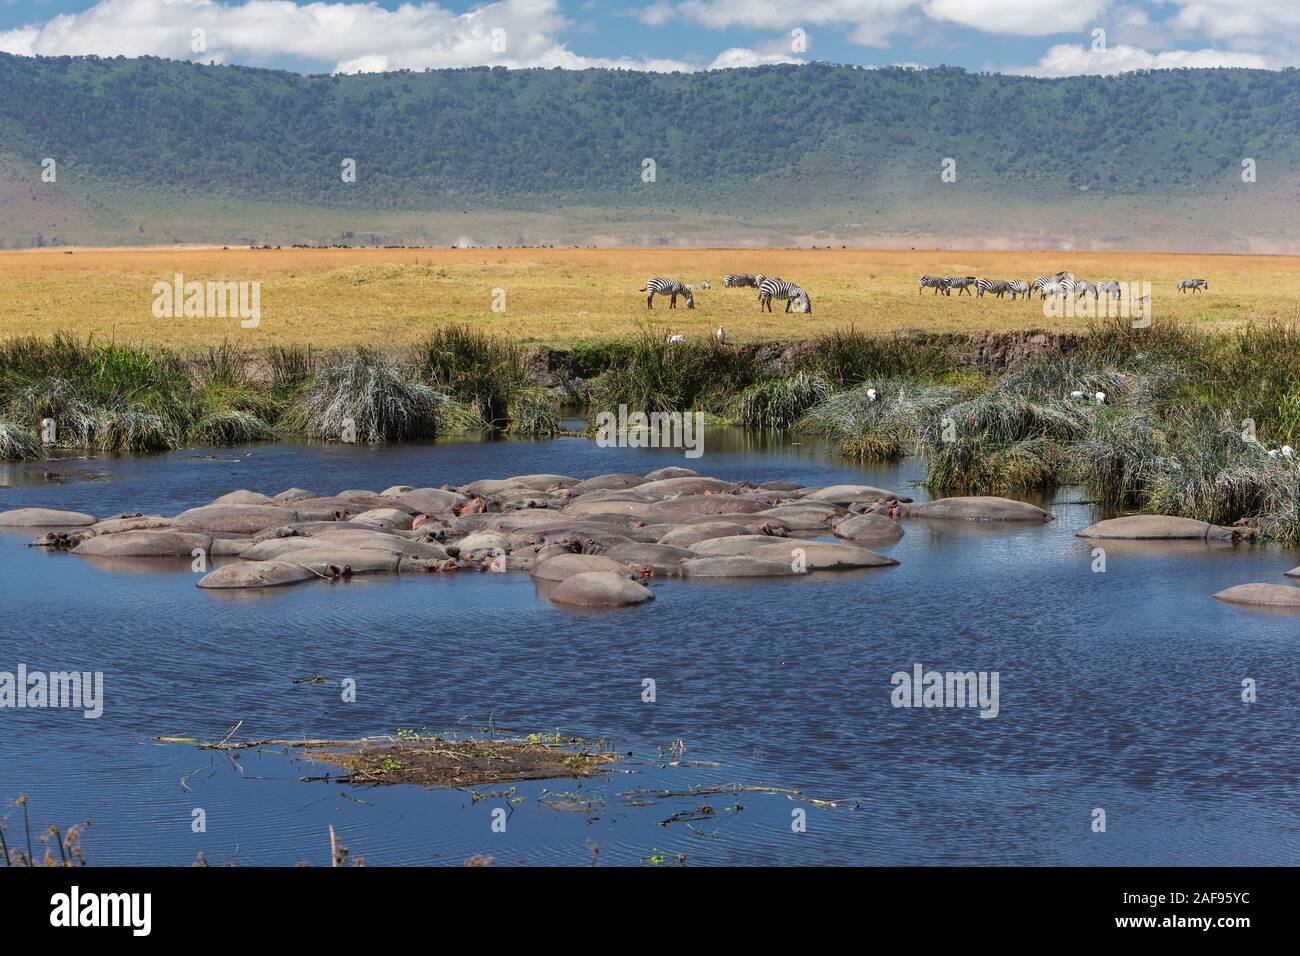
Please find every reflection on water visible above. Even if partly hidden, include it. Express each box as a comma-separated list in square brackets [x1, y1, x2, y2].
[1, 430, 1299, 866]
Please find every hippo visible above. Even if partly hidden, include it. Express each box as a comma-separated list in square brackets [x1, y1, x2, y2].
[197, 560, 317, 589]
[532, 553, 637, 582]
[832, 513, 905, 543]
[680, 556, 806, 578]
[749, 541, 899, 570]
[0, 508, 97, 527]
[1078, 516, 1243, 541]
[896, 497, 1054, 522]
[1213, 584, 1300, 608]
[548, 571, 654, 607]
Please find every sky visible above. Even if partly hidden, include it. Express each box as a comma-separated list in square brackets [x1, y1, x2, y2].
[0, 0, 1296, 77]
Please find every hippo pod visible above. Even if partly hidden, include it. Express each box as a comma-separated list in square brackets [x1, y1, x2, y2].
[895, 497, 1054, 522]
[1078, 515, 1245, 541]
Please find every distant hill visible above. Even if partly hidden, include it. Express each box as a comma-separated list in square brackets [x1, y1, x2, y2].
[2, 54, 1299, 250]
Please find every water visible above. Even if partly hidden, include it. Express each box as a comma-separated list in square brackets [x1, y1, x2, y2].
[1, 432, 1298, 866]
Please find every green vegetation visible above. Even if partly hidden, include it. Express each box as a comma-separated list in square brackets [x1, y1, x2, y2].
[2, 55, 1298, 245]
[5, 320, 1300, 541]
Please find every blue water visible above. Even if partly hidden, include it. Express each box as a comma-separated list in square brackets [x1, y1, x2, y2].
[1, 433, 1298, 866]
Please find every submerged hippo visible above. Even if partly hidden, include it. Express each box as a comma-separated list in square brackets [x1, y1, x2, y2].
[1078, 515, 1245, 541]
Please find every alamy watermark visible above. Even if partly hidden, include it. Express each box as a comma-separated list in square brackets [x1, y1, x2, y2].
[891, 663, 999, 718]
[594, 405, 704, 459]
[1, 664, 103, 718]
[152, 273, 260, 328]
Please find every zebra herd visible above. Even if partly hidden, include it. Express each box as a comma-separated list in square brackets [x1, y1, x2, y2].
[642, 274, 812, 313]
[920, 272, 1208, 300]
[640, 270, 1209, 314]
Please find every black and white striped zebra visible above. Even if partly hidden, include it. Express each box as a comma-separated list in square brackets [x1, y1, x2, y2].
[1074, 279, 1098, 299]
[1008, 280, 1030, 300]
[1178, 278, 1208, 293]
[724, 274, 759, 288]
[919, 274, 949, 295]
[758, 277, 811, 313]
[640, 277, 695, 309]
[1096, 280, 1123, 299]
[975, 278, 1010, 299]
[1033, 273, 1074, 299]
[944, 275, 977, 296]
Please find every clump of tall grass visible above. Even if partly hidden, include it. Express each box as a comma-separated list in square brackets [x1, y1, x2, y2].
[1143, 405, 1294, 528]
[919, 388, 1090, 494]
[798, 378, 965, 461]
[190, 410, 273, 446]
[9, 377, 99, 447]
[93, 407, 178, 454]
[299, 348, 446, 443]
[588, 326, 762, 416]
[506, 385, 561, 437]
[1068, 408, 1171, 508]
[413, 324, 533, 428]
[731, 372, 831, 429]
[0, 422, 42, 460]
[797, 328, 955, 388]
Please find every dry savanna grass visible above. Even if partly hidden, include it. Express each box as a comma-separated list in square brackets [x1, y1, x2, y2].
[1, 246, 1297, 348]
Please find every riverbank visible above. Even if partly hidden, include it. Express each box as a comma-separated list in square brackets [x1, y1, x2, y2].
[4, 320, 1300, 541]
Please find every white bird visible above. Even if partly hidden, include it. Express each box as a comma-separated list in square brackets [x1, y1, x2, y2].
[866, 388, 878, 402]
[1269, 449, 1280, 458]
[1283, 446, 1295, 459]
[667, 334, 685, 344]
[1070, 390, 1085, 399]
[714, 326, 725, 343]
[1094, 391, 1107, 404]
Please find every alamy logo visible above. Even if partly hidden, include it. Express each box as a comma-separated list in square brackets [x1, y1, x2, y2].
[890, 663, 999, 718]
[594, 404, 704, 459]
[152, 273, 261, 328]
[50, 886, 151, 936]
[0, 665, 103, 718]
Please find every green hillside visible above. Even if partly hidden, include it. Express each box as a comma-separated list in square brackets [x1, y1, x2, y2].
[1, 54, 1299, 247]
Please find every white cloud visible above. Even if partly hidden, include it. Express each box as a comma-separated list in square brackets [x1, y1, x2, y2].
[708, 46, 804, 69]
[923, 0, 1109, 37]
[1015, 42, 1276, 76]
[0, 0, 693, 73]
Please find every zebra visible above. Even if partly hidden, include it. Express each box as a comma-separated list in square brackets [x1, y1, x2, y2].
[758, 277, 811, 313]
[1179, 278, 1208, 293]
[944, 275, 977, 296]
[724, 274, 759, 288]
[1074, 279, 1099, 299]
[919, 274, 949, 295]
[1096, 280, 1123, 299]
[1033, 273, 1074, 299]
[1008, 280, 1031, 300]
[1039, 279, 1071, 300]
[640, 277, 695, 309]
[975, 278, 1011, 299]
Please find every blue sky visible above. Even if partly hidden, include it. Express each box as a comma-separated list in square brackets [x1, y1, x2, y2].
[1, 1, 1295, 76]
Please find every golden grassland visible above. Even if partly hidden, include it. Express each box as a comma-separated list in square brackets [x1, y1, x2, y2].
[1, 246, 1297, 348]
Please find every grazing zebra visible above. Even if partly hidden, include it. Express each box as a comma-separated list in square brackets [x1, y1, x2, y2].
[640, 277, 695, 309]
[1179, 278, 1208, 293]
[724, 274, 759, 288]
[919, 274, 949, 295]
[758, 277, 812, 313]
[1008, 280, 1031, 300]
[975, 278, 1011, 299]
[1038, 279, 1071, 300]
[1096, 280, 1123, 299]
[1074, 279, 1099, 299]
[1033, 273, 1074, 299]
[944, 275, 977, 296]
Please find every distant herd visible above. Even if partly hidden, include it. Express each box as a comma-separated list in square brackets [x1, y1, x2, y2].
[638, 270, 1208, 320]
[919, 271, 1208, 300]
